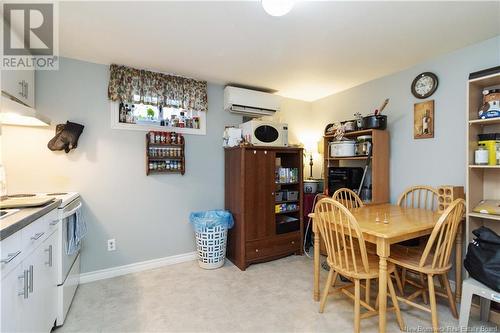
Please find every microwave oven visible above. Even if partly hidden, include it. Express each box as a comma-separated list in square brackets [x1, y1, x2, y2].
[239, 120, 288, 147]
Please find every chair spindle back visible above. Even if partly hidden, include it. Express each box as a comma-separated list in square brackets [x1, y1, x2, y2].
[419, 199, 465, 270]
[332, 188, 364, 211]
[314, 198, 369, 275]
[398, 185, 439, 211]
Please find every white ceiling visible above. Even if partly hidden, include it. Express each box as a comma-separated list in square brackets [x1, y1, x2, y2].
[59, 1, 500, 101]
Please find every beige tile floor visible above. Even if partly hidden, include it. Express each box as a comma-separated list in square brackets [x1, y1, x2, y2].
[56, 255, 497, 333]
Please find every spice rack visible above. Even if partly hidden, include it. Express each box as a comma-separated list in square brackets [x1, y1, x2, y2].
[146, 131, 185, 175]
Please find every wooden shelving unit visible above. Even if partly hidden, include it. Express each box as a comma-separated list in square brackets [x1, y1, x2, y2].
[146, 132, 185, 175]
[466, 68, 500, 264]
[323, 129, 389, 204]
[224, 146, 303, 270]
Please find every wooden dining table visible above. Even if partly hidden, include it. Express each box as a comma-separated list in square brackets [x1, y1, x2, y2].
[309, 203, 463, 333]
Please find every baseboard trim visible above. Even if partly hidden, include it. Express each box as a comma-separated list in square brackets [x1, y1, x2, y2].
[79, 251, 198, 284]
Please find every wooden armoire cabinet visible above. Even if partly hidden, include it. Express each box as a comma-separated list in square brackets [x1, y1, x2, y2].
[225, 146, 304, 270]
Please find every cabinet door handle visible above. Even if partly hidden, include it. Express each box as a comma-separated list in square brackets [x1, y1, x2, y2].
[255, 249, 259, 252]
[31, 232, 45, 240]
[28, 265, 34, 293]
[18, 269, 29, 299]
[24, 82, 28, 99]
[264, 150, 267, 154]
[1, 250, 21, 264]
[18, 81, 24, 97]
[49, 220, 59, 226]
[45, 245, 53, 267]
[253, 150, 257, 154]
[291, 241, 295, 245]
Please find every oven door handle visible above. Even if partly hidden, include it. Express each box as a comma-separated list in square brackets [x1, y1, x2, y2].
[61, 202, 82, 219]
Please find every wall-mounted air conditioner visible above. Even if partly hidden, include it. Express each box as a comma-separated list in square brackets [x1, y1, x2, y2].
[224, 86, 281, 117]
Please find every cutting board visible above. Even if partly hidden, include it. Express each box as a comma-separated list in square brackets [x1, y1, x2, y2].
[0, 197, 54, 209]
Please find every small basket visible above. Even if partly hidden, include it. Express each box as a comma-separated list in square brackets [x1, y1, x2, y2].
[194, 225, 228, 269]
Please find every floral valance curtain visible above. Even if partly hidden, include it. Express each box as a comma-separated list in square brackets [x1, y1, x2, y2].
[107, 64, 208, 112]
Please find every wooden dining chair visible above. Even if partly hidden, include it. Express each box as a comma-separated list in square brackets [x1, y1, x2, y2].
[388, 199, 465, 332]
[314, 198, 404, 333]
[397, 185, 439, 293]
[332, 188, 364, 210]
[397, 185, 439, 211]
[332, 188, 378, 305]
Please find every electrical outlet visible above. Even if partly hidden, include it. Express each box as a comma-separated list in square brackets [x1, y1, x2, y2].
[107, 239, 116, 251]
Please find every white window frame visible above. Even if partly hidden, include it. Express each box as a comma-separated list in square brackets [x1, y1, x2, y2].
[110, 101, 207, 135]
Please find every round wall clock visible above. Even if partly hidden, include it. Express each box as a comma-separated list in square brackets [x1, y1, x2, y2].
[411, 72, 439, 99]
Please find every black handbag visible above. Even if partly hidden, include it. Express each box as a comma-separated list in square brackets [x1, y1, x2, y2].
[464, 226, 500, 292]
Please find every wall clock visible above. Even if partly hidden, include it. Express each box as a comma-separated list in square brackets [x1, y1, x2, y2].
[411, 72, 439, 99]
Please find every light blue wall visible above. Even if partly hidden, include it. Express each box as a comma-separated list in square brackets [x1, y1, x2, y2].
[307, 36, 500, 202]
[4, 37, 499, 274]
[2, 58, 242, 273]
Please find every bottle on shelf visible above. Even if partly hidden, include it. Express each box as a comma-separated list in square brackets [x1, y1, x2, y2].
[119, 102, 126, 123]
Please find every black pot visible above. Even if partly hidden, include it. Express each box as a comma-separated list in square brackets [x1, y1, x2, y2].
[362, 115, 387, 130]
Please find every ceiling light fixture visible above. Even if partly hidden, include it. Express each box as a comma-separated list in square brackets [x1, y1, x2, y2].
[261, 0, 295, 17]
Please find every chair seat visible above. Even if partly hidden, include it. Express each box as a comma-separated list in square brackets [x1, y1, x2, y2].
[388, 245, 451, 274]
[327, 250, 396, 279]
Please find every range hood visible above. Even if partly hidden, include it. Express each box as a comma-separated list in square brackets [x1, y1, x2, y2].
[0, 93, 50, 127]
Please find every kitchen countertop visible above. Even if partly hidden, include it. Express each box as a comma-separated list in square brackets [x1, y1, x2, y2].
[0, 199, 62, 241]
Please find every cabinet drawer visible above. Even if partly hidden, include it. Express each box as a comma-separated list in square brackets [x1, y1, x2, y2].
[246, 235, 300, 261]
[21, 209, 58, 253]
[0, 231, 23, 277]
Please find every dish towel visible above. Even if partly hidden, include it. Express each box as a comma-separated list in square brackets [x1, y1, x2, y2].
[66, 208, 87, 255]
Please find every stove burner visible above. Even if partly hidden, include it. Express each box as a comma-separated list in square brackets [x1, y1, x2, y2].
[46, 192, 68, 196]
[7, 194, 36, 198]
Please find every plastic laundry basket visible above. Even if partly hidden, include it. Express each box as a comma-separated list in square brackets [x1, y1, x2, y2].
[189, 210, 234, 270]
[194, 224, 228, 269]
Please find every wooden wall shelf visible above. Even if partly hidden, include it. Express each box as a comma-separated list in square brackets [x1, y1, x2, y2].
[469, 118, 500, 126]
[468, 212, 500, 222]
[146, 132, 185, 175]
[327, 156, 371, 161]
[468, 165, 500, 169]
[325, 129, 374, 138]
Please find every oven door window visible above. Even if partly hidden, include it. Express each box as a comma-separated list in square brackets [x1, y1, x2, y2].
[254, 125, 279, 143]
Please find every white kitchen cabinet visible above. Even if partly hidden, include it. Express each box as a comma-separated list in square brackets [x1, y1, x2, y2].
[1, 68, 35, 108]
[39, 232, 58, 330]
[0, 213, 59, 332]
[1, 29, 35, 108]
[0, 263, 25, 332]
[21, 232, 57, 332]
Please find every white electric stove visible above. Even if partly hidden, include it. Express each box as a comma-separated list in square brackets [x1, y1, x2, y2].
[43, 192, 82, 326]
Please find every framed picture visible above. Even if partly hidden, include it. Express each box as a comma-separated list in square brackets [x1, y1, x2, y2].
[414, 100, 434, 139]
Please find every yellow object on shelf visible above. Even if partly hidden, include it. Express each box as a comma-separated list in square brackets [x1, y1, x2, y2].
[473, 200, 500, 216]
[478, 140, 498, 165]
